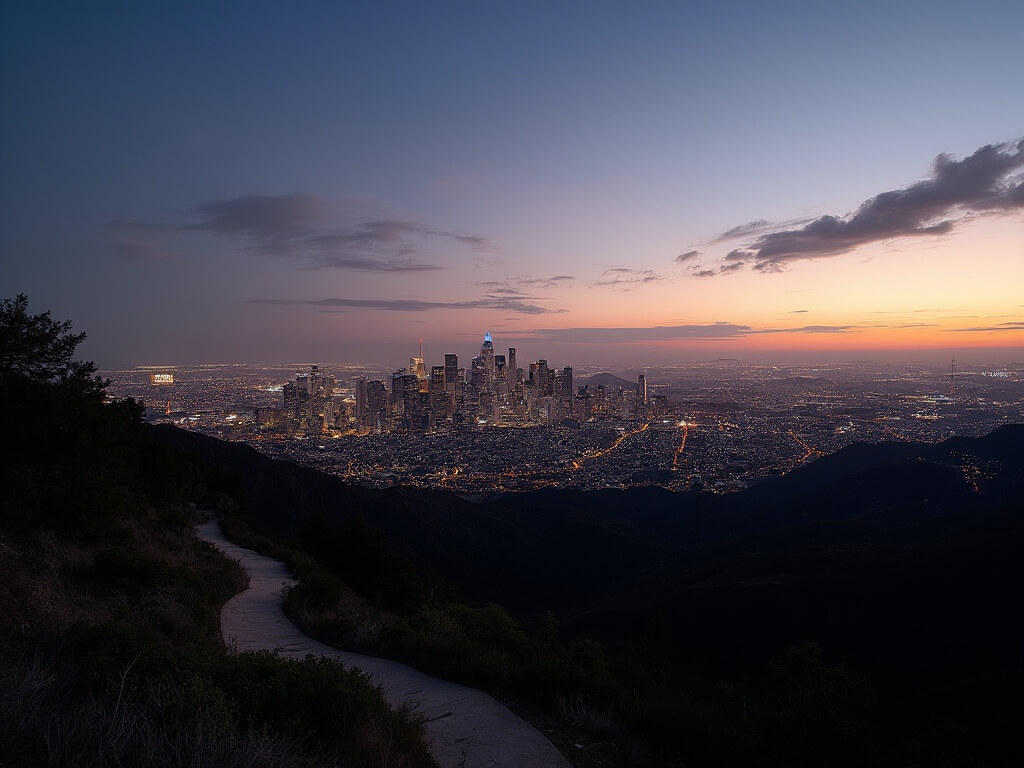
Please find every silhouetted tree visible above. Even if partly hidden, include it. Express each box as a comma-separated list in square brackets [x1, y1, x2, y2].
[1, 295, 142, 531]
[0, 293, 103, 391]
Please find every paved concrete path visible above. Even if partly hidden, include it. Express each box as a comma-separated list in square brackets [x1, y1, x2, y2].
[196, 518, 570, 768]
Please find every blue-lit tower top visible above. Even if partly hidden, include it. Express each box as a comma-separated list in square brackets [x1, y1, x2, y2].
[484, 331, 492, 343]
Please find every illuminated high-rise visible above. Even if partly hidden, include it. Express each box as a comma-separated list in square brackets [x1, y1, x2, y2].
[365, 380, 387, 430]
[355, 377, 367, 424]
[430, 365, 448, 424]
[444, 353, 458, 390]
[480, 332, 495, 391]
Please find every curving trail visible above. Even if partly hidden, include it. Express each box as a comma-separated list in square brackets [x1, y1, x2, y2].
[195, 518, 570, 768]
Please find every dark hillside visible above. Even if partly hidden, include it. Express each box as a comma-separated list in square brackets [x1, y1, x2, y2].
[1, 296, 435, 768]
[149, 421, 1024, 765]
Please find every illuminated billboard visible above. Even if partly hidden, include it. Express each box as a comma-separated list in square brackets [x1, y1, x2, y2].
[150, 373, 175, 385]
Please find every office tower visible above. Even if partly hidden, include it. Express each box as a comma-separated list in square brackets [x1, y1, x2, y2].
[282, 381, 298, 420]
[444, 353, 458, 389]
[429, 365, 448, 422]
[470, 356, 487, 392]
[323, 398, 334, 432]
[410, 355, 426, 381]
[401, 373, 421, 430]
[480, 332, 495, 391]
[563, 366, 573, 403]
[365, 380, 387, 429]
[390, 370, 406, 418]
[430, 365, 445, 390]
[355, 378, 367, 424]
[536, 359, 552, 397]
[508, 348, 517, 385]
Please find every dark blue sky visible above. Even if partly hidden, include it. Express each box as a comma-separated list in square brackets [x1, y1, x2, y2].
[3, 1, 1022, 367]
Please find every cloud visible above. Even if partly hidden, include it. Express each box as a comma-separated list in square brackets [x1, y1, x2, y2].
[756, 325, 855, 334]
[298, 255, 442, 272]
[251, 296, 565, 315]
[716, 219, 772, 240]
[520, 274, 575, 286]
[189, 193, 328, 239]
[708, 137, 1024, 274]
[480, 275, 576, 295]
[675, 250, 701, 263]
[593, 268, 662, 289]
[112, 193, 489, 271]
[789, 309, 809, 313]
[951, 320, 1024, 332]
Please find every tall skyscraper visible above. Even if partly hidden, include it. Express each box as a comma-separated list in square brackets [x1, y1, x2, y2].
[444, 353, 458, 390]
[563, 366, 573, 403]
[480, 332, 495, 391]
[637, 373, 647, 410]
[365, 380, 387, 430]
[429, 365, 448, 423]
[537, 359, 552, 397]
[355, 377, 367, 424]
[508, 347, 517, 384]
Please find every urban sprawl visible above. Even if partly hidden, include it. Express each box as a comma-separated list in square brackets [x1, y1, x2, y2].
[105, 335, 1023, 494]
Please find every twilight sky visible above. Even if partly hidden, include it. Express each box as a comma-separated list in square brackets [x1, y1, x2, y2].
[2, 1, 1022, 369]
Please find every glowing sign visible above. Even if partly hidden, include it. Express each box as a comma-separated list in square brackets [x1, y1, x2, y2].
[150, 373, 175, 385]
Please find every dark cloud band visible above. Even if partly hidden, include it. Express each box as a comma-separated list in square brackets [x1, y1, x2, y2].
[704, 138, 1024, 275]
[251, 296, 564, 315]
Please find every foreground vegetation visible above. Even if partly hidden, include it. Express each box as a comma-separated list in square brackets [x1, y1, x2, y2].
[0, 295, 435, 768]
[206, 425, 1023, 767]
[219, 505, 901, 768]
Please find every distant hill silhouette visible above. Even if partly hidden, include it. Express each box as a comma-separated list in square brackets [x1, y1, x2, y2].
[149, 424, 1023, 608]
[579, 372, 636, 389]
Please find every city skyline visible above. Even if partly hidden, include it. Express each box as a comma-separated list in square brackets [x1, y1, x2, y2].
[2, 2, 1022, 368]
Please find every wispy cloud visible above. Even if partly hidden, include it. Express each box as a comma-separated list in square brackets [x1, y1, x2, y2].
[951, 320, 1024, 332]
[251, 296, 565, 315]
[756, 325, 855, 334]
[593, 268, 661, 289]
[675, 249, 701, 263]
[479, 275, 576, 296]
[112, 193, 489, 272]
[189, 193, 328, 239]
[701, 137, 1024, 274]
[715, 219, 772, 240]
